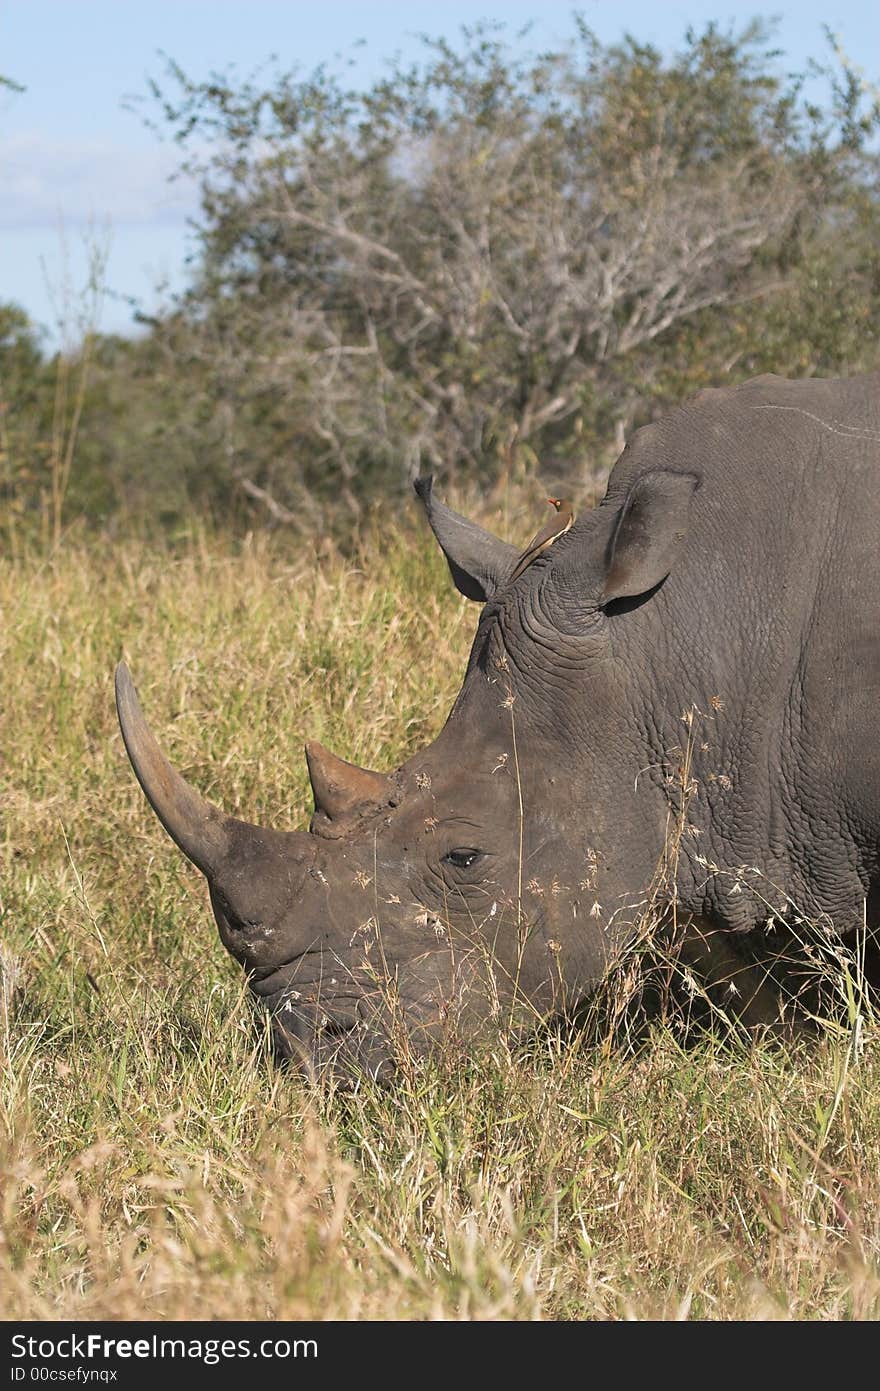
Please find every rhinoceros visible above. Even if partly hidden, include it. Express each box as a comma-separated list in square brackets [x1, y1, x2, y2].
[116, 371, 880, 1077]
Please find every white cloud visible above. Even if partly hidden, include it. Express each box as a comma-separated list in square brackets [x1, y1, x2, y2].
[1, 132, 199, 229]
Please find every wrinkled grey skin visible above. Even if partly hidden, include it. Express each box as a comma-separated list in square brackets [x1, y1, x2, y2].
[117, 372, 880, 1078]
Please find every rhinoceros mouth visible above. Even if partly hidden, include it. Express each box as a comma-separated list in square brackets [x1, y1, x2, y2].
[266, 986, 448, 1084]
[274, 1017, 398, 1085]
[251, 948, 466, 1081]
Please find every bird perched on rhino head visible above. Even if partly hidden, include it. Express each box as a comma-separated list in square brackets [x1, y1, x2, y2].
[509, 496, 575, 583]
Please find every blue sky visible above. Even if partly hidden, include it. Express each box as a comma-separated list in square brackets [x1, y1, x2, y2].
[3, 1, 878, 346]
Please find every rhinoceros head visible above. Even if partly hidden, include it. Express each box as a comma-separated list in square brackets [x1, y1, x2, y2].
[117, 465, 701, 1079]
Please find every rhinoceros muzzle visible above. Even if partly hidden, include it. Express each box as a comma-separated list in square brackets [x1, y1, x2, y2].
[260, 961, 454, 1083]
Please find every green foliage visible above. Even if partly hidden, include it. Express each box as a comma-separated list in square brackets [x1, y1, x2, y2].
[134, 18, 878, 521]
[2, 17, 879, 542]
[0, 305, 47, 530]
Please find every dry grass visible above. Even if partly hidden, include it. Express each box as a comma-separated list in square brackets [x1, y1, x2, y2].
[1, 522, 879, 1320]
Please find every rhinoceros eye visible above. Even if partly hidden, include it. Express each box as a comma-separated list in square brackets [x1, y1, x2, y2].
[443, 848, 484, 871]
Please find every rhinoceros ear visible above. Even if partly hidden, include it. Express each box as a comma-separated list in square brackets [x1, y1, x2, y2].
[414, 475, 519, 602]
[602, 470, 701, 604]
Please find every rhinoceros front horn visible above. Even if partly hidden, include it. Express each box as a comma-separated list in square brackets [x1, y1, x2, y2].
[115, 662, 232, 876]
[305, 741, 389, 820]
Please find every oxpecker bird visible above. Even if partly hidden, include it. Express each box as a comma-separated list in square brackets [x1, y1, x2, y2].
[509, 497, 574, 583]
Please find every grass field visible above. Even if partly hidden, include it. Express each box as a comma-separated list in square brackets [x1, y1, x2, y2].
[2, 520, 879, 1320]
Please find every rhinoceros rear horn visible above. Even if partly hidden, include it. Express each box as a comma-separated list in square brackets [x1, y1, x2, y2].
[305, 741, 389, 821]
[115, 662, 231, 876]
[414, 474, 519, 602]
